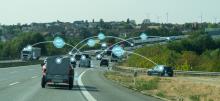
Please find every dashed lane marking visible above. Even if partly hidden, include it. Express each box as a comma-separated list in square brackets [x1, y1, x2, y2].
[31, 76, 38, 79]
[78, 69, 97, 101]
[9, 82, 20, 86]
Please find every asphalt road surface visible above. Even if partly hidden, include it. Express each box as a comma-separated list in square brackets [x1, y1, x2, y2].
[0, 59, 161, 101]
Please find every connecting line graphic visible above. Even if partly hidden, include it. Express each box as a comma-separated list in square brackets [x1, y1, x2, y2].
[30, 41, 81, 57]
[99, 37, 139, 55]
[75, 48, 158, 67]
[93, 35, 167, 56]
[69, 35, 134, 53]
[70, 36, 98, 53]
[31, 41, 53, 47]
[125, 51, 158, 66]
[65, 43, 81, 53]
[74, 35, 167, 58]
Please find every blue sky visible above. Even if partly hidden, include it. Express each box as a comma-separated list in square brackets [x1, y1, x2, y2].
[0, 0, 219, 25]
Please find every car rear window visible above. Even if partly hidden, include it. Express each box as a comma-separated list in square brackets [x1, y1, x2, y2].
[164, 67, 172, 70]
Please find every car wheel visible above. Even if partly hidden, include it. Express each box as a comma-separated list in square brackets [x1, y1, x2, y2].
[169, 73, 174, 77]
[41, 76, 46, 88]
[69, 77, 73, 90]
[147, 72, 151, 76]
[159, 72, 163, 77]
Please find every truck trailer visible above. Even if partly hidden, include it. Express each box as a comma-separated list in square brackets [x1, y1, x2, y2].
[21, 46, 41, 61]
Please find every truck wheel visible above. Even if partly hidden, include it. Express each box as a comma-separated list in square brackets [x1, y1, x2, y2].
[41, 76, 46, 88]
[68, 77, 73, 90]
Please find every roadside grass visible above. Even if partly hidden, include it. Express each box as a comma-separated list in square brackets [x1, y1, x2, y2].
[0, 60, 43, 68]
[104, 71, 220, 101]
[156, 91, 166, 98]
[136, 77, 160, 91]
[189, 95, 201, 101]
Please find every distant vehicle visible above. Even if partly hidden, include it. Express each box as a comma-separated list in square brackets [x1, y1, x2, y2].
[21, 47, 41, 61]
[74, 54, 81, 61]
[166, 36, 176, 41]
[96, 53, 103, 60]
[41, 56, 74, 90]
[147, 65, 174, 77]
[106, 47, 113, 56]
[79, 58, 91, 68]
[83, 54, 91, 59]
[100, 59, 109, 67]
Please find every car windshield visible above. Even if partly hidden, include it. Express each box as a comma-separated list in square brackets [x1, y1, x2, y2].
[22, 51, 31, 54]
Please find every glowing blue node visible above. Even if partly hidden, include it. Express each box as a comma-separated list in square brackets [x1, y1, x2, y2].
[166, 37, 171, 40]
[98, 33, 105, 40]
[112, 46, 125, 57]
[140, 33, 148, 41]
[53, 37, 65, 48]
[70, 57, 75, 62]
[81, 55, 86, 60]
[27, 45, 32, 50]
[68, 51, 72, 55]
[130, 43, 134, 47]
[55, 57, 62, 64]
[101, 43, 107, 47]
[96, 54, 101, 59]
[87, 39, 96, 47]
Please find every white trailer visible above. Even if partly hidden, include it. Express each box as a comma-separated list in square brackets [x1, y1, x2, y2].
[21, 47, 41, 61]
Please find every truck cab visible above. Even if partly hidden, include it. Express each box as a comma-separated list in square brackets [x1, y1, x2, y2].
[41, 56, 74, 89]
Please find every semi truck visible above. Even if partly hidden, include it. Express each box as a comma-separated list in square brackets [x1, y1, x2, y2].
[21, 47, 41, 61]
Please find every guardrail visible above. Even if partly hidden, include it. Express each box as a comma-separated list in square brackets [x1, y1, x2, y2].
[112, 65, 220, 76]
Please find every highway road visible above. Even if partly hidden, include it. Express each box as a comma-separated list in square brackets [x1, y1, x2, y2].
[0, 59, 161, 101]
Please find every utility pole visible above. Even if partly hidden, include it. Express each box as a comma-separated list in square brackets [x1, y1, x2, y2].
[166, 12, 169, 24]
[157, 16, 160, 23]
[200, 13, 203, 23]
[214, 18, 217, 24]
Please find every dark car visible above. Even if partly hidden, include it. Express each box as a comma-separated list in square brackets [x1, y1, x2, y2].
[75, 54, 81, 61]
[79, 58, 91, 68]
[100, 59, 109, 67]
[41, 56, 74, 90]
[82, 54, 91, 59]
[147, 65, 174, 77]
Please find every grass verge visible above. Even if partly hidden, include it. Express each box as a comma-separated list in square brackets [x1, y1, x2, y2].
[104, 71, 220, 101]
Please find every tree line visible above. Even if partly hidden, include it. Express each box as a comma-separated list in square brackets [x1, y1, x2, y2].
[124, 31, 220, 72]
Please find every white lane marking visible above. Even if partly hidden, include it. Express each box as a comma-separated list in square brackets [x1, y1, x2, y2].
[31, 76, 38, 79]
[78, 69, 97, 101]
[9, 82, 20, 86]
